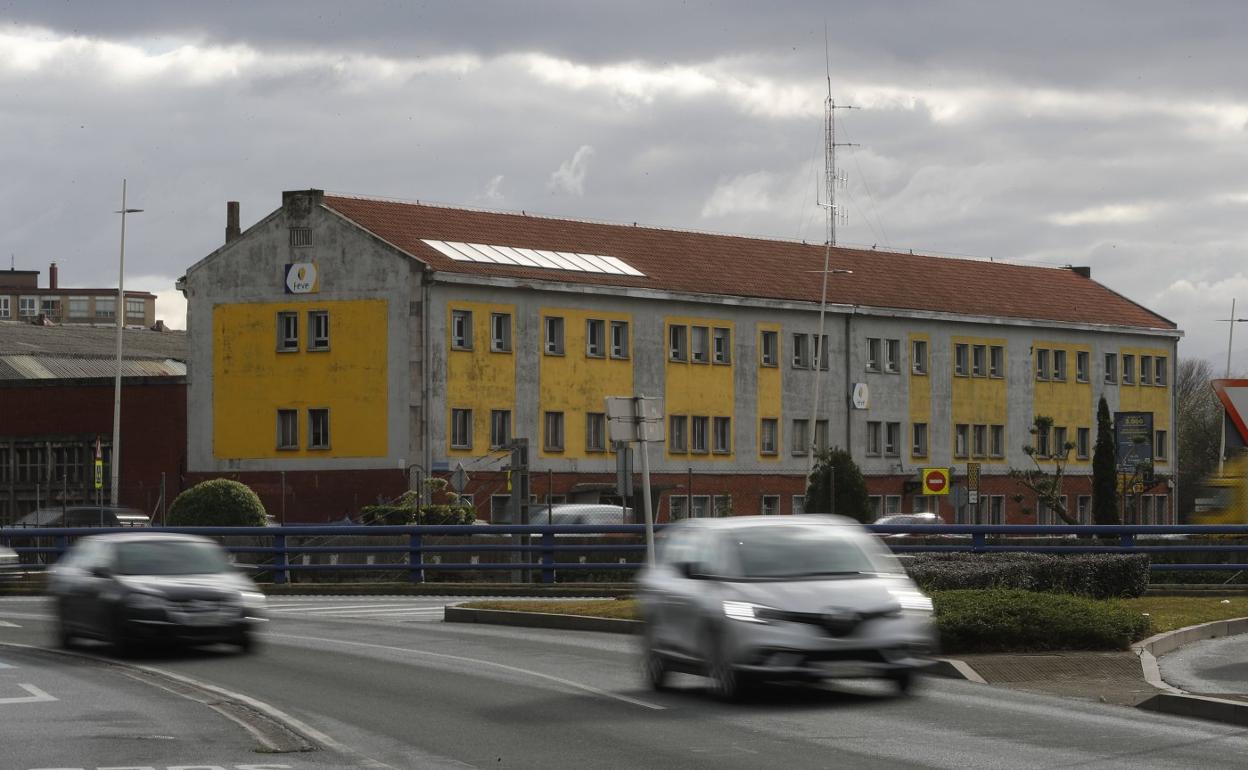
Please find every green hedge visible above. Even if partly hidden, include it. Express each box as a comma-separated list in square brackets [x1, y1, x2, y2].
[905, 553, 1149, 599]
[167, 479, 267, 527]
[933, 589, 1152, 653]
[359, 504, 475, 525]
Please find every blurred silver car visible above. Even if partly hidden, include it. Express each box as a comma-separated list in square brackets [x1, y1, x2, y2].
[636, 515, 936, 699]
[0, 544, 21, 588]
[47, 533, 266, 655]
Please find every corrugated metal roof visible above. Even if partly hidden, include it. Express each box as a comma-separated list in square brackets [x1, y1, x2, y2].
[0, 321, 185, 359]
[0, 353, 185, 380]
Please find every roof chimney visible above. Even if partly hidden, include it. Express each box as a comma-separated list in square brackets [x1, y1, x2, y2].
[49, 261, 58, 290]
[1068, 266, 1091, 279]
[226, 201, 241, 244]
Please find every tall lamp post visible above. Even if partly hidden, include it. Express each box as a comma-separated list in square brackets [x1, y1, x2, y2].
[110, 180, 143, 506]
[1217, 298, 1248, 477]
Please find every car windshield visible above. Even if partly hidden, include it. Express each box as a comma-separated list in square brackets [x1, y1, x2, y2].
[731, 526, 901, 579]
[115, 541, 230, 576]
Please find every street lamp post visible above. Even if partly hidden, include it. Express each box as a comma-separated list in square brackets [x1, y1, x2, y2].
[1217, 298, 1248, 477]
[110, 179, 143, 507]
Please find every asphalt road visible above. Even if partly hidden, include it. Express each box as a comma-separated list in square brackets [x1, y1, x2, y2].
[1159, 634, 1248, 696]
[4, 595, 1248, 769]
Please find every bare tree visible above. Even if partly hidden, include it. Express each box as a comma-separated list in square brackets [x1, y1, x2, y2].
[1176, 358, 1228, 516]
[1009, 415, 1079, 524]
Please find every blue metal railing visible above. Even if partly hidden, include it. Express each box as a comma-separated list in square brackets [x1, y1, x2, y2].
[4, 523, 1248, 584]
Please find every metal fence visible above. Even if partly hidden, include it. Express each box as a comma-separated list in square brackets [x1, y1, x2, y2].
[5, 523, 1248, 585]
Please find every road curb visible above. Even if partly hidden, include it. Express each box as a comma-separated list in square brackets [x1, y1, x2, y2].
[1133, 616, 1248, 724]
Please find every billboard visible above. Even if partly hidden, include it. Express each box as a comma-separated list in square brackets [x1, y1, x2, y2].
[1114, 411, 1153, 473]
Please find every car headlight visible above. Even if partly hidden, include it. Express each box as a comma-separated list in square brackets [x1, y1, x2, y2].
[239, 591, 266, 609]
[722, 600, 777, 623]
[890, 591, 934, 613]
[124, 592, 167, 610]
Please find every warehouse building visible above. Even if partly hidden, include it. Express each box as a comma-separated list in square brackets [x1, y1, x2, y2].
[180, 189, 1179, 523]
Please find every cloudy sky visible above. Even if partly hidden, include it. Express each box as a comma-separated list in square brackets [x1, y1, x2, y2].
[2, 1, 1247, 367]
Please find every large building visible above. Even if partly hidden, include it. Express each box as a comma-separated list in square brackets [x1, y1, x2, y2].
[181, 189, 1180, 524]
[1, 263, 157, 327]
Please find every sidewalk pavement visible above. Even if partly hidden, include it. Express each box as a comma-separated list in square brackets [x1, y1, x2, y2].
[953, 651, 1160, 707]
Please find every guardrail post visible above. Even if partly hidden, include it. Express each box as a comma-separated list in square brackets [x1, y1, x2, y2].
[541, 532, 555, 584]
[1119, 532, 1135, 549]
[972, 532, 986, 552]
[273, 534, 288, 585]
[409, 532, 424, 584]
[54, 534, 69, 562]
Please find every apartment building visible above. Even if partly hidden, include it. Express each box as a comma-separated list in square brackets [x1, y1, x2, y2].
[180, 189, 1180, 523]
[0, 263, 156, 327]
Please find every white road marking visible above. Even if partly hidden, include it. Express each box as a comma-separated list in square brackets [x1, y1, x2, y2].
[0, 660, 13, 669]
[0, 620, 19, 627]
[270, 632, 666, 711]
[0, 683, 56, 704]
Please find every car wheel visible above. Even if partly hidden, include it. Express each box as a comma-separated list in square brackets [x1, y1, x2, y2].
[890, 669, 917, 696]
[54, 603, 75, 649]
[641, 629, 669, 691]
[109, 617, 135, 658]
[236, 628, 257, 654]
[703, 629, 749, 701]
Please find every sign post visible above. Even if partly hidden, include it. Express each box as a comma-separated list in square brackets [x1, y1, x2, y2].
[94, 436, 104, 526]
[966, 462, 981, 511]
[607, 395, 664, 563]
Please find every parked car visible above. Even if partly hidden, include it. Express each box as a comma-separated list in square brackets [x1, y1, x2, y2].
[47, 532, 267, 654]
[525, 503, 633, 526]
[635, 515, 936, 699]
[13, 506, 151, 528]
[871, 512, 947, 539]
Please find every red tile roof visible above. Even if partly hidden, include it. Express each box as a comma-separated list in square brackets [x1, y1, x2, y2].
[324, 195, 1175, 331]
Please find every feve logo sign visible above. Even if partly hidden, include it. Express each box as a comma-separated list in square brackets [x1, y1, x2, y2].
[285, 262, 320, 294]
[921, 467, 951, 496]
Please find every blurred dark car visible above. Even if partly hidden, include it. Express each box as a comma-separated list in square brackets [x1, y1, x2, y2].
[47, 532, 266, 654]
[635, 515, 936, 699]
[14, 506, 151, 528]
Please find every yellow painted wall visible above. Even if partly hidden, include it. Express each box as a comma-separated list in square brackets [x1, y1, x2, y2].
[538, 307, 634, 459]
[909, 333, 931, 460]
[757, 323, 782, 461]
[446, 301, 517, 458]
[1032, 340, 1094, 467]
[213, 299, 388, 459]
[1117, 345, 1172, 466]
[950, 336, 1008, 454]
[665, 315, 735, 460]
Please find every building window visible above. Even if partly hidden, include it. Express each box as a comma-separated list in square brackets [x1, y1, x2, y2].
[868, 496, 883, 519]
[912, 339, 928, 375]
[691, 496, 712, 518]
[1077, 495, 1092, 524]
[610, 320, 629, 359]
[451, 309, 473, 350]
[1053, 426, 1068, 458]
[669, 496, 690, 520]
[1077, 427, 1090, 459]
[1140, 355, 1153, 385]
[761, 495, 780, 515]
[954, 343, 968, 376]
[277, 312, 298, 351]
[490, 410, 511, 449]
[760, 418, 778, 455]
[876, 338, 897, 373]
[989, 345, 1004, 377]
[1053, 350, 1067, 381]
[884, 495, 902, 515]
[1123, 354, 1135, 385]
[1105, 352, 1118, 384]
[586, 412, 607, 452]
[973, 424, 987, 457]
[308, 408, 331, 449]
[791, 419, 809, 455]
[491, 313, 512, 352]
[126, 297, 144, 318]
[972, 345, 986, 377]
[811, 334, 829, 371]
[19, 295, 37, 318]
[912, 423, 928, 457]
[866, 421, 882, 456]
[691, 326, 710, 363]
[586, 319, 606, 358]
[792, 333, 810, 368]
[713, 495, 733, 517]
[277, 409, 299, 450]
[885, 422, 900, 457]
[989, 495, 1004, 525]
[1035, 424, 1051, 457]
[545, 317, 565, 355]
[544, 411, 565, 451]
[451, 408, 473, 449]
[713, 417, 731, 453]
[991, 425, 1005, 458]
[669, 415, 688, 453]
[308, 311, 329, 350]
[955, 424, 969, 458]
[0, 296, 8, 318]
[814, 419, 830, 453]
[691, 416, 709, 453]
[1156, 430, 1168, 461]
[1035, 348, 1050, 380]
[760, 330, 778, 366]
[1076, 351, 1089, 383]
[866, 337, 881, 372]
[95, 296, 115, 318]
[713, 328, 731, 364]
[792, 495, 806, 515]
[1155, 357, 1167, 386]
[669, 324, 688, 362]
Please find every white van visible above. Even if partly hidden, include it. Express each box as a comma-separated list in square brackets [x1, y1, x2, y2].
[526, 503, 633, 526]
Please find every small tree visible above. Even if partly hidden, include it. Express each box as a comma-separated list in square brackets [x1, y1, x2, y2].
[359, 478, 476, 525]
[167, 478, 268, 527]
[1009, 415, 1079, 523]
[805, 448, 871, 523]
[1092, 395, 1120, 525]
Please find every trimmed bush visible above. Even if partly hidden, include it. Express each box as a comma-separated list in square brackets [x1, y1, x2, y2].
[359, 503, 475, 526]
[933, 589, 1152, 653]
[905, 552, 1149, 599]
[167, 479, 267, 527]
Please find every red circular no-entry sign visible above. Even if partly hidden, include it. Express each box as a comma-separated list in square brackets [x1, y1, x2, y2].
[922, 468, 949, 495]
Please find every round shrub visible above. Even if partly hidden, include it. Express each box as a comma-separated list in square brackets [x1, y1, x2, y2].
[168, 479, 268, 527]
[933, 589, 1153, 654]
